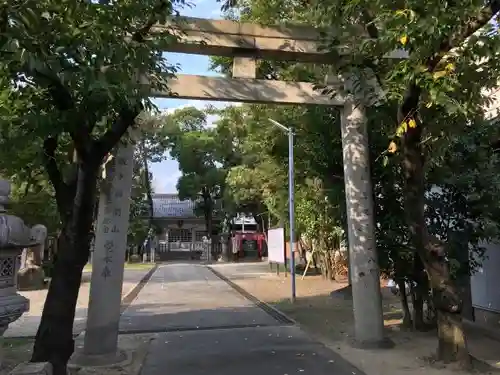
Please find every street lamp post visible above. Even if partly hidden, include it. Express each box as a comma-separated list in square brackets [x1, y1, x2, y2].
[269, 118, 296, 303]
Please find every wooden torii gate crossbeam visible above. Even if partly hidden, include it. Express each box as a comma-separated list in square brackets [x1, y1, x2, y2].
[83, 16, 400, 362]
[155, 17, 407, 61]
[152, 17, 407, 105]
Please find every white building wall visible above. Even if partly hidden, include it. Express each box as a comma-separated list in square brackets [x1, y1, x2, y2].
[468, 85, 500, 315]
[470, 242, 500, 312]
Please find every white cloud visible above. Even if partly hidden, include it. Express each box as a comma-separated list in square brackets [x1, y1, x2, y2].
[152, 171, 181, 193]
[150, 157, 182, 194]
[210, 8, 222, 17]
[206, 114, 220, 128]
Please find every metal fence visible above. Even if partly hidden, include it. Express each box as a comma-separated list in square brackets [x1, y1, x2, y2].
[156, 241, 221, 262]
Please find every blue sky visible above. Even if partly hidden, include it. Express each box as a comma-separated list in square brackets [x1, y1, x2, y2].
[150, 0, 230, 193]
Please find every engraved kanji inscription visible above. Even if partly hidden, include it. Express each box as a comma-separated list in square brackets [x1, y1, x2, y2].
[114, 208, 122, 217]
[102, 240, 114, 272]
[117, 158, 128, 166]
[111, 225, 119, 233]
[103, 226, 109, 234]
[101, 265, 111, 278]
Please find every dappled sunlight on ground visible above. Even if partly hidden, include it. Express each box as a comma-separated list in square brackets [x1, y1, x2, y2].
[211, 262, 500, 375]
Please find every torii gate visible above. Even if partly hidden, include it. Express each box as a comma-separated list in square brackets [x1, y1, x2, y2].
[81, 17, 404, 364]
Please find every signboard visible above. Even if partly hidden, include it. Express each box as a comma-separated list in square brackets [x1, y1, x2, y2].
[267, 227, 285, 264]
[232, 213, 257, 225]
[152, 194, 222, 219]
[152, 196, 196, 218]
[243, 239, 258, 252]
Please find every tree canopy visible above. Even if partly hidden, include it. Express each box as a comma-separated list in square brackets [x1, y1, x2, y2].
[205, 0, 500, 365]
[4, 0, 500, 370]
[2, 0, 185, 372]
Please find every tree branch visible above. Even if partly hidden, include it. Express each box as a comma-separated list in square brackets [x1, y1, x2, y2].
[33, 70, 96, 166]
[132, 0, 170, 43]
[426, 0, 500, 71]
[361, 9, 379, 39]
[68, 119, 93, 163]
[399, 1, 500, 129]
[29, 68, 75, 111]
[93, 106, 141, 160]
[91, 0, 171, 160]
[43, 137, 72, 220]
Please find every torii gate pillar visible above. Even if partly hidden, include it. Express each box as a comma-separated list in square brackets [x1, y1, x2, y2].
[82, 16, 402, 362]
[341, 99, 390, 348]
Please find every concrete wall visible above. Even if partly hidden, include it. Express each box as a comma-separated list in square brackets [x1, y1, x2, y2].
[471, 242, 500, 314]
[470, 241, 500, 327]
[471, 85, 500, 325]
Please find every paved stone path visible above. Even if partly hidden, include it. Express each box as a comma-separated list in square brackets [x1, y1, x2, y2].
[119, 263, 277, 333]
[6, 267, 152, 338]
[135, 263, 364, 375]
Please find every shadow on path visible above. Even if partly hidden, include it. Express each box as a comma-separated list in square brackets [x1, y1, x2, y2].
[140, 324, 366, 375]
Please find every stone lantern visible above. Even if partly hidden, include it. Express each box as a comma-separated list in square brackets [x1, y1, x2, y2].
[0, 178, 31, 344]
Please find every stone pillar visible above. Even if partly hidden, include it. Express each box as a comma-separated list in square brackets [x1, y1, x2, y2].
[150, 236, 156, 263]
[19, 249, 27, 269]
[232, 57, 256, 79]
[220, 234, 229, 262]
[18, 224, 47, 290]
[340, 99, 389, 348]
[202, 236, 211, 263]
[81, 143, 135, 362]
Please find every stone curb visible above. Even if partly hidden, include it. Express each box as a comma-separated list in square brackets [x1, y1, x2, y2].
[463, 318, 500, 343]
[205, 265, 368, 370]
[7, 265, 158, 340]
[9, 362, 52, 375]
[206, 266, 298, 326]
[120, 264, 159, 314]
[74, 263, 159, 337]
[8, 264, 159, 375]
[71, 264, 158, 337]
[209, 267, 500, 373]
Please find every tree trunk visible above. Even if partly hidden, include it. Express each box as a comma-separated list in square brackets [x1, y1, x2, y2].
[400, 85, 470, 367]
[454, 238, 474, 322]
[412, 283, 426, 330]
[202, 193, 213, 239]
[426, 235, 470, 367]
[436, 308, 470, 366]
[346, 241, 352, 286]
[206, 211, 213, 238]
[397, 278, 413, 329]
[202, 196, 214, 258]
[31, 165, 98, 375]
[412, 256, 427, 330]
[140, 141, 154, 229]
